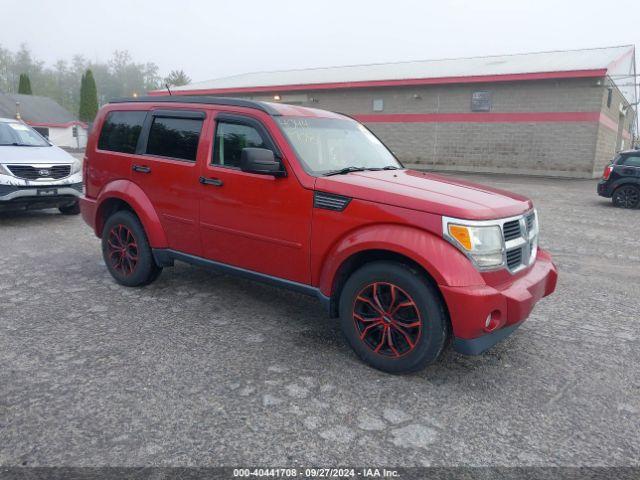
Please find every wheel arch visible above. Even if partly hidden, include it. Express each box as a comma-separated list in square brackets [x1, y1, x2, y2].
[613, 181, 640, 192]
[612, 182, 640, 208]
[316, 224, 484, 318]
[94, 180, 168, 247]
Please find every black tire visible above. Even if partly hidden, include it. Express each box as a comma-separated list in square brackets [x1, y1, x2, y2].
[59, 200, 80, 215]
[612, 185, 640, 209]
[101, 210, 162, 287]
[339, 261, 449, 374]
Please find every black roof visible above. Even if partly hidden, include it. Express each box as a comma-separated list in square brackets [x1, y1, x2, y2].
[0, 93, 78, 124]
[109, 95, 282, 116]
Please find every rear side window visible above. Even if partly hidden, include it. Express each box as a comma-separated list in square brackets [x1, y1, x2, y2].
[213, 122, 269, 168]
[621, 156, 640, 168]
[146, 116, 203, 161]
[98, 111, 146, 153]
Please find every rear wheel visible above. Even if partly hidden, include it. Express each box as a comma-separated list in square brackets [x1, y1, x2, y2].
[612, 185, 640, 209]
[102, 210, 162, 287]
[59, 200, 80, 215]
[339, 261, 448, 374]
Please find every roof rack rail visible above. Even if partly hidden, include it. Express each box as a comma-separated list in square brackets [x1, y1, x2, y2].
[108, 95, 281, 116]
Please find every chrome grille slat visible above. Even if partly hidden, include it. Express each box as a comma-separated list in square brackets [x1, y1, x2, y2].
[502, 219, 522, 241]
[506, 248, 523, 270]
[525, 212, 535, 232]
[442, 210, 539, 274]
[500, 211, 537, 273]
[7, 164, 71, 180]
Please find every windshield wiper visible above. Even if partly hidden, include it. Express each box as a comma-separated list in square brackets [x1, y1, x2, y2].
[0, 142, 38, 147]
[323, 166, 370, 176]
[323, 165, 402, 176]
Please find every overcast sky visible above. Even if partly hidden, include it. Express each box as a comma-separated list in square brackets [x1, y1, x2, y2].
[2, 0, 638, 83]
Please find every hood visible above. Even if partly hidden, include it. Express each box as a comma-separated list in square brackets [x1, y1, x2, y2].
[0, 145, 76, 164]
[314, 169, 532, 220]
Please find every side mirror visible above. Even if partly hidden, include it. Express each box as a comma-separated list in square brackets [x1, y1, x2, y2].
[240, 148, 286, 177]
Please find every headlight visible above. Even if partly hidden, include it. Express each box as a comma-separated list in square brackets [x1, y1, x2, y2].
[444, 219, 505, 269]
[70, 159, 82, 175]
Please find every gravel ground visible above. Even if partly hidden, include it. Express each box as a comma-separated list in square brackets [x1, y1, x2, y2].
[0, 174, 638, 467]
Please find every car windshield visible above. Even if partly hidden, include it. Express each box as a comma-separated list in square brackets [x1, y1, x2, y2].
[0, 122, 50, 147]
[276, 116, 401, 175]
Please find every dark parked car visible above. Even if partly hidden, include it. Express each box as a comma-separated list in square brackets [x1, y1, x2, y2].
[598, 150, 640, 209]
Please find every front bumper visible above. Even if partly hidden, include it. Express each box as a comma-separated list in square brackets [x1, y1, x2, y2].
[440, 249, 558, 355]
[0, 183, 82, 211]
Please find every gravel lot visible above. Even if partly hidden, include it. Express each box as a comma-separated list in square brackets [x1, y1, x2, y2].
[0, 174, 638, 467]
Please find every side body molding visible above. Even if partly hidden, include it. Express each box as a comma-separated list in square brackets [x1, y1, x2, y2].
[94, 179, 168, 248]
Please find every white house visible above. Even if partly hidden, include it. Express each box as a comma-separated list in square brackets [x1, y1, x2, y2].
[0, 93, 88, 149]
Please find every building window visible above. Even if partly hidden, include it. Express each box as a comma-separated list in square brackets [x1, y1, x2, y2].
[98, 111, 146, 154]
[471, 91, 492, 112]
[372, 99, 384, 112]
[607, 88, 613, 108]
[146, 116, 203, 161]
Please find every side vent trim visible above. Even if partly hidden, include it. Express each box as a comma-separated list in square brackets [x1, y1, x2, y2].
[314, 191, 352, 212]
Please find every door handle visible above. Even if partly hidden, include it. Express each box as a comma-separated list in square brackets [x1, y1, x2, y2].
[199, 176, 223, 187]
[132, 164, 151, 174]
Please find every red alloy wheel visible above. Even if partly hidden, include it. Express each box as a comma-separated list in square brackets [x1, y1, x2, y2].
[352, 282, 422, 358]
[106, 224, 139, 277]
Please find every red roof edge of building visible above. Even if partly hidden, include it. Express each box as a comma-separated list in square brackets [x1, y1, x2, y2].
[148, 69, 608, 96]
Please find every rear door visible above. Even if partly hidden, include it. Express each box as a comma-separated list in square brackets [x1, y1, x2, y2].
[89, 109, 147, 198]
[131, 109, 206, 256]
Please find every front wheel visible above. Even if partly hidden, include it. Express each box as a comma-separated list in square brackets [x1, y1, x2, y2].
[339, 261, 449, 374]
[102, 210, 162, 287]
[612, 185, 640, 209]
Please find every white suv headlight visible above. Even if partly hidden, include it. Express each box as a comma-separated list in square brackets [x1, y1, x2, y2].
[70, 159, 82, 175]
[0, 164, 12, 176]
[443, 219, 505, 270]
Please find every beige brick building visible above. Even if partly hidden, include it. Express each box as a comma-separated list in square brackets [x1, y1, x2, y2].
[158, 46, 637, 178]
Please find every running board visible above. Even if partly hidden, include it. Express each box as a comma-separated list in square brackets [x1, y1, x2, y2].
[152, 248, 331, 313]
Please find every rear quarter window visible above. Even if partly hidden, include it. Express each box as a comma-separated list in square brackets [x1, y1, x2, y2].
[98, 111, 147, 154]
[621, 156, 640, 168]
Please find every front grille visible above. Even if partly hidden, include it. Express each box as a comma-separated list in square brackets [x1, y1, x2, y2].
[506, 248, 523, 270]
[525, 212, 535, 231]
[502, 219, 521, 241]
[7, 164, 71, 180]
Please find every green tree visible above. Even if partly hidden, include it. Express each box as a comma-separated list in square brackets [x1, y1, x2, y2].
[18, 73, 32, 94]
[164, 69, 191, 87]
[78, 71, 87, 120]
[0, 43, 167, 111]
[79, 69, 98, 122]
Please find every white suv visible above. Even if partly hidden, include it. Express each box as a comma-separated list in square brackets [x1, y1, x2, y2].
[0, 117, 83, 214]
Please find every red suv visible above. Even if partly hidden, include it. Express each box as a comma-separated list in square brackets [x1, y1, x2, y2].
[80, 96, 557, 373]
